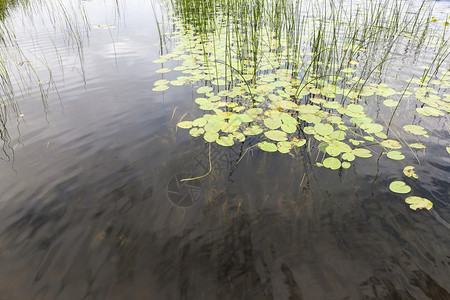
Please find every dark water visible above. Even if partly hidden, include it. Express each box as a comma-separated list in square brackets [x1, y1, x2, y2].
[0, 0, 449, 299]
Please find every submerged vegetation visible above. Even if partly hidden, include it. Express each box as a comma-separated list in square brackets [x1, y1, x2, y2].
[151, 0, 450, 210]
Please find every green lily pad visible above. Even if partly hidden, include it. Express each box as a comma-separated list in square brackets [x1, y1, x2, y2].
[342, 152, 355, 161]
[403, 166, 418, 179]
[155, 67, 171, 74]
[405, 196, 433, 210]
[192, 117, 207, 127]
[204, 131, 219, 143]
[361, 123, 384, 133]
[197, 86, 213, 94]
[383, 99, 399, 107]
[264, 117, 282, 129]
[352, 148, 372, 158]
[154, 79, 170, 86]
[281, 123, 297, 134]
[216, 135, 234, 146]
[152, 85, 170, 92]
[389, 181, 411, 194]
[189, 128, 204, 137]
[381, 139, 402, 149]
[243, 125, 263, 136]
[314, 123, 333, 136]
[416, 106, 445, 117]
[258, 141, 278, 152]
[177, 121, 193, 129]
[277, 141, 292, 154]
[403, 125, 428, 137]
[264, 130, 288, 141]
[341, 162, 351, 169]
[323, 157, 341, 170]
[409, 143, 427, 149]
[387, 151, 405, 160]
[232, 132, 246, 142]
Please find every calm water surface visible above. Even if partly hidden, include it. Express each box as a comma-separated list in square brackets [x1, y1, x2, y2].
[0, 0, 449, 299]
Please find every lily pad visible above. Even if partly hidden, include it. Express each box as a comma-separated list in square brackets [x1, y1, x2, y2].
[264, 117, 282, 129]
[389, 181, 411, 194]
[323, 157, 341, 170]
[409, 143, 427, 149]
[314, 123, 333, 136]
[243, 125, 263, 136]
[152, 85, 170, 92]
[352, 148, 372, 158]
[204, 131, 219, 143]
[381, 139, 402, 149]
[177, 121, 193, 129]
[405, 196, 433, 210]
[383, 99, 399, 107]
[403, 125, 428, 137]
[403, 166, 418, 179]
[216, 135, 234, 146]
[258, 141, 277, 152]
[264, 130, 288, 142]
[387, 151, 405, 160]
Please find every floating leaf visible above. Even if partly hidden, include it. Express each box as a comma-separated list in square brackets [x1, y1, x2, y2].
[447, 146, 450, 154]
[416, 106, 445, 117]
[352, 148, 372, 158]
[389, 181, 411, 194]
[155, 67, 171, 74]
[264, 117, 282, 129]
[265, 130, 288, 142]
[216, 135, 234, 146]
[232, 132, 246, 142]
[360, 123, 384, 133]
[341, 162, 351, 169]
[177, 121, 193, 129]
[258, 141, 277, 152]
[154, 79, 170, 86]
[281, 123, 297, 133]
[197, 86, 213, 94]
[243, 125, 263, 136]
[342, 152, 355, 161]
[189, 128, 204, 137]
[387, 151, 405, 160]
[409, 143, 427, 149]
[381, 139, 402, 149]
[292, 138, 306, 147]
[383, 99, 399, 107]
[403, 166, 418, 179]
[403, 125, 428, 137]
[152, 85, 169, 92]
[277, 141, 292, 154]
[405, 196, 433, 210]
[192, 117, 207, 127]
[323, 157, 341, 170]
[314, 123, 333, 136]
[204, 131, 219, 143]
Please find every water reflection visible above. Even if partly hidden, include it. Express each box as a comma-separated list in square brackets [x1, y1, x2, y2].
[0, 0, 449, 299]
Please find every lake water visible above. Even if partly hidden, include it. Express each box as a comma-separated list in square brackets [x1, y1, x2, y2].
[0, 0, 449, 299]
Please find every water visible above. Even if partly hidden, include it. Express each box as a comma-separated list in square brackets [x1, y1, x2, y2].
[0, 0, 449, 299]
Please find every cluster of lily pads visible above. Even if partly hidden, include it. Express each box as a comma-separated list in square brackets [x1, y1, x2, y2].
[152, 0, 449, 210]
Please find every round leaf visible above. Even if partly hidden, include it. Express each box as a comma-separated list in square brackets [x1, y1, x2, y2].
[389, 181, 411, 194]
[405, 196, 433, 210]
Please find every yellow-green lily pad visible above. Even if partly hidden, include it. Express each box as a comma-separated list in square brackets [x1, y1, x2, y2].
[323, 157, 341, 170]
[405, 196, 433, 210]
[387, 151, 405, 160]
[258, 141, 277, 152]
[389, 181, 411, 194]
[177, 121, 193, 129]
[403, 166, 418, 179]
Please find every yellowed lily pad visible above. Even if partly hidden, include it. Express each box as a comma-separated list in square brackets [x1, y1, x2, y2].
[405, 196, 433, 210]
[403, 166, 418, 179]
[381, 139, 402, 149]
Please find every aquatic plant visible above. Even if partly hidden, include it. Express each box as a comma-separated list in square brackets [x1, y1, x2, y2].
[152, 0, 449, 210]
